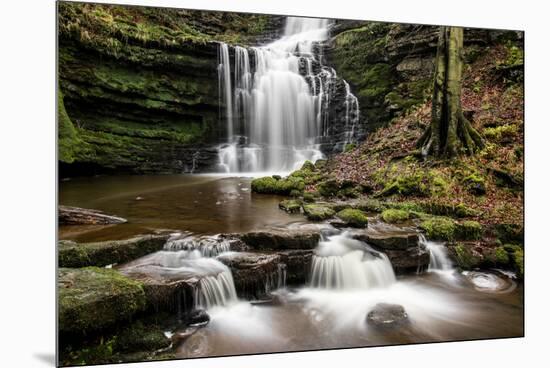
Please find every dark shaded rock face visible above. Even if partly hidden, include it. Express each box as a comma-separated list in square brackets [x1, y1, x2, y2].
[277, 250, 314, 285]
[351, 230, 428, 273]
[366, 303, 408, 328]
[59, 205, 127, 225]
[234, 230, 321, 251]
[58, 234, 170, 268]
[217, 252, 282, 299]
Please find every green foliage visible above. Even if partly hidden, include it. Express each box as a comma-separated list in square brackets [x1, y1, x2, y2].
[251, 176, 305, 195]
[336, 208, 369, 228]
[420, 217, 456, 241]
[302, 204, 335, 221]
[58, 90, 85, 163]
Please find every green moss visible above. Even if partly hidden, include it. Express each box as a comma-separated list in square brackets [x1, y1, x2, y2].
[58, 90, 85, 163]
[302, 192, 315, 203]
[115, 320, 170, 353]
[317, 179, 340, 197]
[513, 248, 524, 277]
[495, 246, 510, 265]
[251, 176, 305, 195]
[279, 199, 302, 213]
[303, 204, 336, 221]
[453, 244, 482, 269]
[344, 143, 357, 152]
[358, 63, 393, 100]
[381, 209, 410, 223]
[463, 173, 487, 195]
[59, 267, 146, 334]
[420, 217, 456, 241]
[336, 208, 369, 228]
[482, 125, 518, 142]
[456, 221, 483, 241]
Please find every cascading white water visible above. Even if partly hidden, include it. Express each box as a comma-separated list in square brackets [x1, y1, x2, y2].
[420, 234, 454, 272]
[310, 232, 396, 289]
[217, 16, 359, 173]
[165, 234, 232, 257]
[195, 270, 238, 309]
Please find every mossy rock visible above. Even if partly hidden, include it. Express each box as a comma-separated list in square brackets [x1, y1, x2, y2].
[419, 217, 456, 241]
[493, 224, 524, 243]
[336, 208, 369, 228]
[302, 192, 315, 203]
[59, 267, 146, 334]
[317, 179, 340, 197]
[303, 204, 335, 221]
[337, 186, 361, 199]
[251, 176, 305, 195]
[115, 320, 171, 353]
[58, 235, 169, 268]
[455, 221, 483, 241]
[356, 199, 388, 213]
[494, 246, 510, 265]
[451, 244, 483, 270]
[381, 209, 409, 223]
[513, 248, 524, 278]
[462, 173, 486, 196]
[278, 199, 302, 214]
[314, 159, 327, 170]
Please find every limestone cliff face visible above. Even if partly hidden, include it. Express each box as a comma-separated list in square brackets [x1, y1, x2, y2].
[58, 2, 279, 176]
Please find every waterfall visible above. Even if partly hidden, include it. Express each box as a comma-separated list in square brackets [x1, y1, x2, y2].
[310, 232, 396, 289]
[165, 234, 231, 257]
[420, 235, 454, 272]
[217, 16, 360, 173]
[195, 269, 238, 309]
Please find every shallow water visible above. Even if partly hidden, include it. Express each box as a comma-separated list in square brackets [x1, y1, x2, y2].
[175, 272, 523, 358]
[59, 174, 301, 242]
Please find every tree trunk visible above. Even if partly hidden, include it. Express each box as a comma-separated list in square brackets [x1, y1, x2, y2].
[418, 26, 483, 157]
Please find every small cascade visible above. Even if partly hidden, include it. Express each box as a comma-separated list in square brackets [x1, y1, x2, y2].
[420, 234, 454, 272]
[310, 232, 396, 289]
[165, 235, 231, 257]
[216, 16, 360, 173]
[195, 269, 238, 309]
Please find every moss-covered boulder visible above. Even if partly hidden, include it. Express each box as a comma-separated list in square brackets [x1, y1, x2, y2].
[455, 221, 483, 240]
[451, 243, 483, 269]
[302, 192, 316, 203]
[381, 209, 409, 223]
[419, 216, 456, 241]
[58, 234, 170, 268]
[336, 208, 369, 228]
[251, 176, 305, 195]
[59, 267, 146, 334]
[234, 229, 321, 250]
[115, 320, 171, 353]
[317, 179, 340, 197]
[278, 199, 302, 213]
[303, 204, 336, 221]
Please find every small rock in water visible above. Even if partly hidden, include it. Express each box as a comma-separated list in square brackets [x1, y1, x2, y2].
[366, 303, 408, 328]
[135, 196, 143, 200]
[215, 201, 221, 205]
[187, 309, 210, 327]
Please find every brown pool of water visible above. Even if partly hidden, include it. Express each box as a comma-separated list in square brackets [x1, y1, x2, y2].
[59, 174, 302, 242]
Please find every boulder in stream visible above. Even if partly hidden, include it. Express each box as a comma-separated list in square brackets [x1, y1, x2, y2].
[366, 303, 409, 328]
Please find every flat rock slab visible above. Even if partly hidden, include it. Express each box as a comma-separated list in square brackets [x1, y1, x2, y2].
[233, 229, 321, 250]
[59, 205, 127, 225]
[58, 234, 170, 268]
[58, 267, 146, 335]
